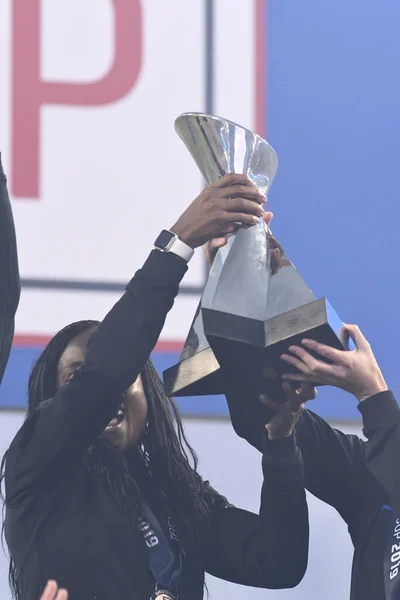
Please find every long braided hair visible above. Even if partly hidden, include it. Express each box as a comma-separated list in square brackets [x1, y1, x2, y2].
[1, 320, 210, 599]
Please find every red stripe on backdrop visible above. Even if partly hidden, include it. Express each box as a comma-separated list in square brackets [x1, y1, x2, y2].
[13, 334, 184, 353]
[255, 0, 266, 137]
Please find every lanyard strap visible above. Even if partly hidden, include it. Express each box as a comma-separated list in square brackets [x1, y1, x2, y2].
[138, 502, 183, 599]
[383, 506, 400, 599]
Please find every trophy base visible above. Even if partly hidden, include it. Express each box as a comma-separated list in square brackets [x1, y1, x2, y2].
[163, 298, 352, 398]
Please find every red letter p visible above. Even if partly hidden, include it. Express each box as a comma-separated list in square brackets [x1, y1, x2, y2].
[12, 0, 142, 198]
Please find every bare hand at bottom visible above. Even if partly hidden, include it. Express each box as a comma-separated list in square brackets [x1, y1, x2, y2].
[40, 581, 68, 600]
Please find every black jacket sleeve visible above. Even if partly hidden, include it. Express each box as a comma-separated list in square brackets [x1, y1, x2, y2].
[0, 154, 20, 384]
[295, 409, 365, 525]
[200, 433, 309, 589]
[225, 387, 365, 526]
[5, 250, 187, 504]
[359, 391, 400, 516]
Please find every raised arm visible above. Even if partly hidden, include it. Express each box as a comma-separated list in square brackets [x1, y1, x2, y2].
[5, 174, 266, 503]
[5, 250, 187, 503]
[279, 324, 390, 522]
[225, 379, 365, 525]
[201, 390, 309, 590]
[0, 154, 20, 384]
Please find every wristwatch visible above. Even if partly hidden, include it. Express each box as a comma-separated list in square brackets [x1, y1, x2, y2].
[154, 229, 194, 263]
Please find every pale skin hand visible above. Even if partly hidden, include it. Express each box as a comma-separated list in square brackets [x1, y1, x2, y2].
[40, 581, 68, 600]
[261, 383, 317, 440]
[280, 324, 388, 403]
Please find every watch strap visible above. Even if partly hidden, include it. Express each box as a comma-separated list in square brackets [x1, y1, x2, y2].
[154, 230, 194, 263]
[167, 236, 194, 262]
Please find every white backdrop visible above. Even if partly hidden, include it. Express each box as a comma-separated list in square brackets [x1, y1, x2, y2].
[0, 0, 257, 343]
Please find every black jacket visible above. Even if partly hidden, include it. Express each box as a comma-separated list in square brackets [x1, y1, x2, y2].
[4, 250, 309, 600]
[226, 384, 400, 599]
[0, 154, 20, 384]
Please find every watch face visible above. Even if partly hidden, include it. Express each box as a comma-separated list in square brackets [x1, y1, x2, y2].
[155, 229, 175, 250]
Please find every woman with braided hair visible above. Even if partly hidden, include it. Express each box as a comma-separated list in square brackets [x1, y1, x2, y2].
[1, 174, 310, 600]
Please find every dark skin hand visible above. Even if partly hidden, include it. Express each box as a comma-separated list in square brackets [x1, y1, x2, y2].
[203, 210, 273, 263]
[203, 211, 289, 276]
[172, 173, 266, 249]
[267, 234, 291, 276]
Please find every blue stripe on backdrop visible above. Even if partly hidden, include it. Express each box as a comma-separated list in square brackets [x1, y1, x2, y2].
[0, 345, 362, 420]
[0, 346, 230, 415]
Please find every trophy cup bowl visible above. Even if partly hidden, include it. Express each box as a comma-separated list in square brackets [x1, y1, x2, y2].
[163, 113, 352, 400]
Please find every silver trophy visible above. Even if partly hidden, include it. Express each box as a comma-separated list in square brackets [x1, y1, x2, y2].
[163, 113, 351, 399]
